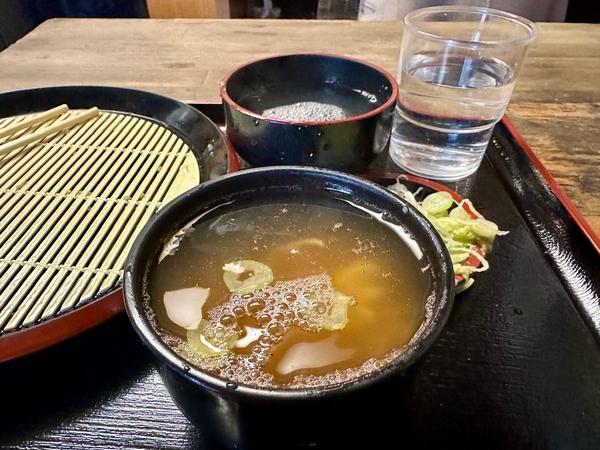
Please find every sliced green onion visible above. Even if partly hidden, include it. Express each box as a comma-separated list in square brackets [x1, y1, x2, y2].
[222, 260, 274, 294]
[187, 319, 238, 357]
[320, 292, 356, 331]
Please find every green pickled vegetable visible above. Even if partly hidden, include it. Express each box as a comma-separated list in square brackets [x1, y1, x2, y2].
[387, 180, 508, 291]
[421, 191, 454, 216]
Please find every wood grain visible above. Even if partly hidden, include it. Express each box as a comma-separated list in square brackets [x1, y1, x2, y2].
[0, 18, 599, 240]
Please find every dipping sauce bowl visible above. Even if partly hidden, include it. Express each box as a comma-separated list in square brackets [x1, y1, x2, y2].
[220, 54, 398, 173]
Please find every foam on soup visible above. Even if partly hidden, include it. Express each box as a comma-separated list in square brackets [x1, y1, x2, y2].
[146, 198, 430, 388]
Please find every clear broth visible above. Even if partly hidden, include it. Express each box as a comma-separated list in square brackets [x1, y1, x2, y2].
[147, 200, 430, 388]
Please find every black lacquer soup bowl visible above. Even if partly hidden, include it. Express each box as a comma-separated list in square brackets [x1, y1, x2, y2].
[123, 166, 454, 449]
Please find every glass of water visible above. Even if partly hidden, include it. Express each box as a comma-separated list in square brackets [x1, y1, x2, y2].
[389, 6, 537, 181]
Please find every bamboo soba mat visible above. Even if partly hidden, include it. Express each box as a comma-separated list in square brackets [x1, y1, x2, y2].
[0, 106, 199, 334]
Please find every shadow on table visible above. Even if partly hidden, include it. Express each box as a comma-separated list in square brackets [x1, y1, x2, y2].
[0, 313, 153, 445]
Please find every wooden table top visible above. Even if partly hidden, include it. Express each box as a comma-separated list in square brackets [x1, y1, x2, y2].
[1, 18, 599, 238]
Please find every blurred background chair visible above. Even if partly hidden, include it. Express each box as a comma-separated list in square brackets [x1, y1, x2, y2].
[324, 0, 599, 22]
[145, 0, 243, 18]
[0, 0, 148, 51]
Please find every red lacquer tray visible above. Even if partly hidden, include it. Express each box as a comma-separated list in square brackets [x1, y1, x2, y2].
[2, 108, 600, 449]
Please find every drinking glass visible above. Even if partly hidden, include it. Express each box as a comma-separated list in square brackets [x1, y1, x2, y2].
[388, 6, 537, 181]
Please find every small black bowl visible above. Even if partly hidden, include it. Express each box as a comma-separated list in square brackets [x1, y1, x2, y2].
[123, 166, 454, 449]
[220, 54, 398, 173]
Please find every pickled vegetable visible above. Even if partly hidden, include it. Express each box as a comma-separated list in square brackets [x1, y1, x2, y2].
[387, 180, 508, 291]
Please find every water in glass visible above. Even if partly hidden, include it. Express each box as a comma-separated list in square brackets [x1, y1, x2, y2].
[389, 53, 515, 180]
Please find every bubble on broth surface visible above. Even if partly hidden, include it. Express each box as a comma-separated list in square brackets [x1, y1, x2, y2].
[153, 268, 419, 388]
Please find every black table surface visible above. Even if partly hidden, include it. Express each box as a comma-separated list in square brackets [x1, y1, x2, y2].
[2, 117, 600, 450]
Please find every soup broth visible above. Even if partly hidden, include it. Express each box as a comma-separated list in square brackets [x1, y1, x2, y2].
[147, 199, 430, 388]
